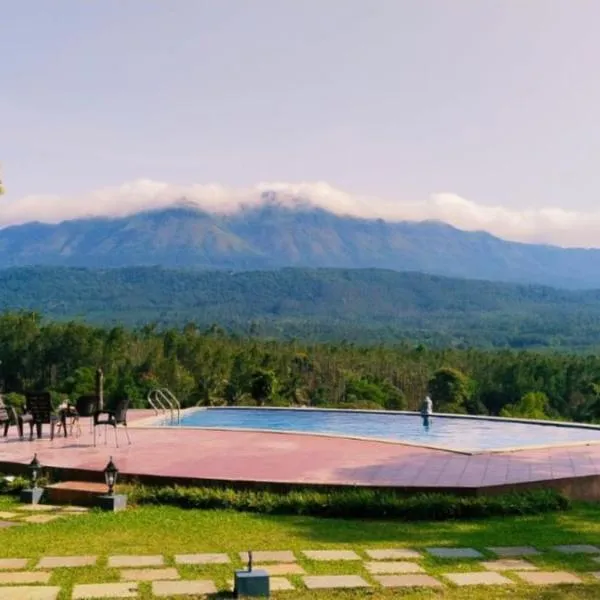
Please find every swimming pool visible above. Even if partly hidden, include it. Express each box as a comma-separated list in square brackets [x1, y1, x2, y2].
[155, 407, 600, 453]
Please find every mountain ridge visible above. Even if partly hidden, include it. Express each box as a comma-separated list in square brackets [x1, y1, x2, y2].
[0, 203, 599, 288]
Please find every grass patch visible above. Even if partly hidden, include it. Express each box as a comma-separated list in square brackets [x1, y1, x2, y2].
[0, 495, 599, 598]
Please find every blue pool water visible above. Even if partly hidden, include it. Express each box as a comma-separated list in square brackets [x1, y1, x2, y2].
[163, 408, 600, 452]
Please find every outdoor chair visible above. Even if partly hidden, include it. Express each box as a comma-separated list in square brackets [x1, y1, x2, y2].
[75, 394, 98, 434]
[93, 397, 131, 447]
[0, 395, 17, 439]
[18, 392, 65, 441]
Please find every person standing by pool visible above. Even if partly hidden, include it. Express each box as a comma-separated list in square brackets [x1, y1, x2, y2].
[421, 395, 433, 429]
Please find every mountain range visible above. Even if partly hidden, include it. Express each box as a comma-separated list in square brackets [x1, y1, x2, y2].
[0, 198, 599, 288]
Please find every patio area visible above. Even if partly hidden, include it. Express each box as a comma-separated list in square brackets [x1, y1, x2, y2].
[1, 409, 600, 498]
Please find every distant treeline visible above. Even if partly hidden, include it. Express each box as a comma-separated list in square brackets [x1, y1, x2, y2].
[3, 266, 600, 349]
[1, 311, 600, 423]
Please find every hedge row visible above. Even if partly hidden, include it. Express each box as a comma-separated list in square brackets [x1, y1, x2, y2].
[126, 485, 570, 521]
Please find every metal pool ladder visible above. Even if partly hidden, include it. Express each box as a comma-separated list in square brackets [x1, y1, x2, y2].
[147, 388, 181, 425]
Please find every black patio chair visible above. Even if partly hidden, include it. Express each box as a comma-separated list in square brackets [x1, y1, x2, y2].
[18, 391, 65, 441]
[75, 394, 98, 434]
[93, 397, 131, 447]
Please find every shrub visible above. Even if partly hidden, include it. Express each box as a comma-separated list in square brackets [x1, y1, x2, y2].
[126, 485, 569, 521]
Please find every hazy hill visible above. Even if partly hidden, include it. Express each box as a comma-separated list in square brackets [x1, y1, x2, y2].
[1, 203, 600, 288]
[3, 266, 600, 348]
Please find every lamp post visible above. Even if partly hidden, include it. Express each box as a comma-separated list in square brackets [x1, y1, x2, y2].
[20, 454, 44, 505]
[97, 456, 127, 512]
[103, 456, 118, 496]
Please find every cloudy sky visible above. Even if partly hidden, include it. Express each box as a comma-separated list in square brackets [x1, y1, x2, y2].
[2, 1, 600, 247]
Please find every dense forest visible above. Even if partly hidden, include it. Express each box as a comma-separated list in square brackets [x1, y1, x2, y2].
[2, 311, 600, 424]
[3, 266, 600, 349]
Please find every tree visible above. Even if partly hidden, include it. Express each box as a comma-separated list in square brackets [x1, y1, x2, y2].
[500, 391, 551, 420]
[428, 367, 473, 414]
[249, 369, 277, 406]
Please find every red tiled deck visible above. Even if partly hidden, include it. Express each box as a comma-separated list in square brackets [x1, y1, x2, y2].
[2, 410, 600, 499]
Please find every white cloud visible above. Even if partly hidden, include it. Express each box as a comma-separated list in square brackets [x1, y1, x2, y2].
[0, 179, 598, 248]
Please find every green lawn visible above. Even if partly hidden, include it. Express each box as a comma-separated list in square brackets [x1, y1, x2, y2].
[1, 496, 600, 598]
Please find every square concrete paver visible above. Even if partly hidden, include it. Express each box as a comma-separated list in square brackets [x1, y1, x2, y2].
[303, 575, 370, 589]
[271, 577, 295, 591]
[302, 550, 361, 561]
[17, 505, 59, 512]
[517, 571, 583, 585]
[2, 587, 60, 600]
[0, 511, 18, 519]
[0, 571, 51, 584]
[482, 559, 538, 571]
[61, 506, 89, 513]
[444, 572, 514, 586]
[0, 558, 28, 570]
[121, 568, 180, 582]
[22, 515, 61, 524]
[366, 548, 422, 560]
[108, 555, 164, 568]
[73, 582, 138, 599]
[152, 580, 217, 597]
[365, 561, 425, 574]
[487, 546, 540, 557]
[552, 544, 600, 554]
[37, 556, 97, 568]
[374, 574, 443, 588]
[175, 553, 230, 565]
[0, 521, 20, 529]
[239, 551, 295, 563]
[262, 563, 305, 575]
[426, 547, 484, 559]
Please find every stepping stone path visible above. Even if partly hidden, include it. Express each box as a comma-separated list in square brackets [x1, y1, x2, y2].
[552, 544, 600, 554]
[108, 555, 164, 568]
[0, 544, 593, 596]
[517, 571, 583, 585]
[152, 580, 217, 597]
[0, 559, 28, 570]
[175, 553, 229, 564]
[365, 561, 424, 574]
[303, 575, 370, 589]
[262, 563, 305, 575]
[444, 572, 514, 586]
[0, 571, 51, 584]
[375, 574, 443, 588]
[22, 515, 60, 524]
[302, 550, 361, 561]
[36, 555, 96, 568]
[72, 582, 138, 599]
[239, 550, 296, 563]
[426, 547, 484, 558]
[3, 587, 60, 600]
[120, 568, 180, 582]
[487, 546, 541, 557]
[482, 559, 538, 571]
[366, 548, 422, 560]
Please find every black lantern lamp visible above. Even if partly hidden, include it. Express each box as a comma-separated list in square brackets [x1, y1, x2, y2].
[103, 456, 118, 496]
[97, 456, 127, 512]
[29, 453, 41, 489]
[20, 453, 44, 504]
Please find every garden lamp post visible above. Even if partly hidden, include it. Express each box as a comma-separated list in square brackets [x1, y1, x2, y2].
[20, 453, 44, 504]
[97, 456, 127, 512]
[103, 456, 118, 496]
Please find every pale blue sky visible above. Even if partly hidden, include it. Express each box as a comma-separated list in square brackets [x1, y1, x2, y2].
[2, 1, 600, 219]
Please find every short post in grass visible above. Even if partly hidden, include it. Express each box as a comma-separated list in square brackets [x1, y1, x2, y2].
[233, 550, 270, 598]
[97, 456, 127, 512]
[20, 453, 44, 504]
